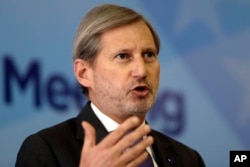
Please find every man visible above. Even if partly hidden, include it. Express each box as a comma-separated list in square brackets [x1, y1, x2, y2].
[16, 4, 205, 167]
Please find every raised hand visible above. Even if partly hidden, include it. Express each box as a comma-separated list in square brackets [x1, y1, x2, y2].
[79, 116, 154, 167]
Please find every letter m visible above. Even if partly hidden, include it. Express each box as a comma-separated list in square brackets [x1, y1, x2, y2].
[4, 56, 41, 106]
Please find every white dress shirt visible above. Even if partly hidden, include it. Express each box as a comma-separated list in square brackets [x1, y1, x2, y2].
[91, 103, 158, 167]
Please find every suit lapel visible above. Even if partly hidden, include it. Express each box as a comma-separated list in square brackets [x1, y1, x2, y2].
[151, 130, 181, 167]
[75, 101, 109, 143]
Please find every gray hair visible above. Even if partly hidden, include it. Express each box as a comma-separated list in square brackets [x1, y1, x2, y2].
[73, 4, 160, 96]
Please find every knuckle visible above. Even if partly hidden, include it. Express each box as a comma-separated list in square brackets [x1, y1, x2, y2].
[116, 126, 127, 137]
[123, 134, 136, 147]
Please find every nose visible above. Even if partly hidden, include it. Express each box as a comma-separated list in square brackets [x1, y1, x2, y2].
[131, 56, 147, 80]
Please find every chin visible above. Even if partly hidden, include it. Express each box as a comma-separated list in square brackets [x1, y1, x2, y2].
[131, 105, 151, 114]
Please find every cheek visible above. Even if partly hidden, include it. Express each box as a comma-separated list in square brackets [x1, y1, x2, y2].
[97, 67, 127, 88]
[150, 63, 160, 80]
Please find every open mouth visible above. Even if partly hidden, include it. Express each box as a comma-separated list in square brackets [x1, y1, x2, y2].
[134, 86, 148, 91]
[132, 86, 150, 96]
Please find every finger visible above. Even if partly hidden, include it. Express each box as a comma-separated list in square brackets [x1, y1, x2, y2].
[120, 136, 154, 166]
[82, 121, 96, 150]
[100, 116, 141, 147]
[126, 151, 148, 167]
[114, 124, 152, 153]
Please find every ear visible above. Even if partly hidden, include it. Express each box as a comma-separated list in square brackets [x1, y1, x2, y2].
[74, 59, 92, 88]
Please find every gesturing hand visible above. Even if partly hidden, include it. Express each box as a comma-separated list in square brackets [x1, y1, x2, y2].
[79, 116, 154, 167]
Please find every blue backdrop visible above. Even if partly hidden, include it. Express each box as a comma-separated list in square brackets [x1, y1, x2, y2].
[1, 0, 250, 166]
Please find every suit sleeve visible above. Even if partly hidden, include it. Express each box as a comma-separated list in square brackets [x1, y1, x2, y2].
[15, 134, 59, 167]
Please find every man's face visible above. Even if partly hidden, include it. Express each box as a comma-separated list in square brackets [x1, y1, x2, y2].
[88, 21, 160, 123]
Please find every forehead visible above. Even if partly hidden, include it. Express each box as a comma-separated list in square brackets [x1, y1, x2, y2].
[99, 21, 156, 50]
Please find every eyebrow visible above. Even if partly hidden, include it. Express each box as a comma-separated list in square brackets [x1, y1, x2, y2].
[115, 47, 157, 53]
[142, 47, 157, 53]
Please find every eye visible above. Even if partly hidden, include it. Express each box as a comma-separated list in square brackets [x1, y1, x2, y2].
[114, 53, 132, 63]
[144, 52, 154, 58]
[143, 51, 157, 61]
[116, 53, 129, 59]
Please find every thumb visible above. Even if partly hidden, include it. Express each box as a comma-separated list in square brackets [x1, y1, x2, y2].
[81, 121, 96, 150]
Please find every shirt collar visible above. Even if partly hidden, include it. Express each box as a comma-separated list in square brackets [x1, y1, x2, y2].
[91, 102, 119, 132]
[90, 102, 145, 132]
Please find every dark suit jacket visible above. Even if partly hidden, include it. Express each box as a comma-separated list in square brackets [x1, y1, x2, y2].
[15, 102, 205, 167]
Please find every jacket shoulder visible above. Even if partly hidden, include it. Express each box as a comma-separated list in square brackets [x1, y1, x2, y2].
[16, 118, 81, 167]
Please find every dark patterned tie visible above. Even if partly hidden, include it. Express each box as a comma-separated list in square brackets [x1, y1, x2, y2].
[139, 150, 154, 167]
